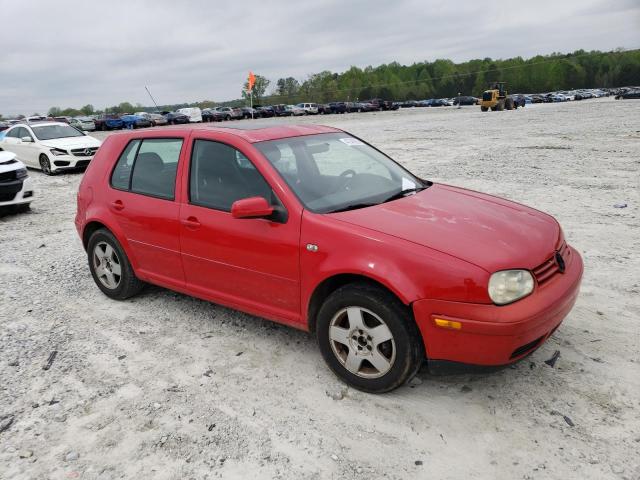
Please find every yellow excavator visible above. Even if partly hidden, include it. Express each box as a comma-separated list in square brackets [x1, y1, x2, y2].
[480, 82, 515, 111]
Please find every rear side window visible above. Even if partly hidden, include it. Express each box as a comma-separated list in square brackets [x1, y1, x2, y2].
[110, 138, 183, 200]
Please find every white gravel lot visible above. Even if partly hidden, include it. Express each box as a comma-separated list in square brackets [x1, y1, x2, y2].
[1, 98, 639, 480]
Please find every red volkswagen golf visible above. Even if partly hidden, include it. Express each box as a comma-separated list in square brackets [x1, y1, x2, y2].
[75, 124, 583, 392]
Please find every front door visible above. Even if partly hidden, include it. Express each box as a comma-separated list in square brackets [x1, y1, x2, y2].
[105, 137, 186, 289]
[179, 138, 301, 324]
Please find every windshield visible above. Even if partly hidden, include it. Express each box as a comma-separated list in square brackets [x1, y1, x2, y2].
[32, 124, 84, 140]
[256, 132, 426, 213]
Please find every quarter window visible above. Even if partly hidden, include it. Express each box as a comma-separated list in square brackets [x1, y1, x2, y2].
[189, 140, 272, 211]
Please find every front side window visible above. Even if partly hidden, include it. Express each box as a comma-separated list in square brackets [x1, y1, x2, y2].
[255, 132, 425, 213]
[110, 138, 183, 200]
[189, 140, 272, 212]
[32, 124, 84, 140]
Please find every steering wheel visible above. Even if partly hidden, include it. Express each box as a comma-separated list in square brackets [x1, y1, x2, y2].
[336, 169, 357, 191]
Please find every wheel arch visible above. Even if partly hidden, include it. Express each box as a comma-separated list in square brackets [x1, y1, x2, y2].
[306, 273, 413, 334]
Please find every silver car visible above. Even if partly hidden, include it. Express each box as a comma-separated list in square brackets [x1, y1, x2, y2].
[70, 117, 96, 131]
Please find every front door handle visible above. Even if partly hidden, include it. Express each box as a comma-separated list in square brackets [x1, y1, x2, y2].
[181, 216, 201, 229]
[111, 200, 124, 211]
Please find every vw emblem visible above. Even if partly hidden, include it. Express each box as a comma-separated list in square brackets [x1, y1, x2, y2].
[555, 252, 566, 273]
[84, 148, 92, 156]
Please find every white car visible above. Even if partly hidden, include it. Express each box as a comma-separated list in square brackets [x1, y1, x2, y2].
[296, 103, 318, 114]
[176, 107, 203, 123]
[0, 122, 101, 175]
[0, 151, 34, 212]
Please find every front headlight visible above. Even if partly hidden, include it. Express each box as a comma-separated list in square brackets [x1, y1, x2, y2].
[15, 167, 28, 179]
[488, 269, 534, 305]
[50, 148, 68, 156]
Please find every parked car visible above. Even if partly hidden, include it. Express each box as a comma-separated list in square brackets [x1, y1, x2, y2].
[285, 105, 306, 116]
[358, 102, 379, 112]
[296, 103, 319, 114]
[452, 96, 479, 106]
[53, 116, 72, 124]
[270, 104, 292, 117]
[75, 124, 583, 393]
[214, 107, 243, 121]
[0, 151, 34, 213]
[241, 107, 260, 119]
[135, 112, 169, 126]
[0, 122, 101, 175]
[317, 104, 333, 114]
[177, 107, 203, 123]
[367, 99, 397, 110]
[256, 106, 275, 118]
[346, 102, 363, 113]
[163, 112, 190, 125]
[70, 117, 96, 131]
[94, 114, 124, 131]
[0, 121, 10, 132]
[329, 102, 348, 114]
[120, 114, 153, 129]
[202, 108, 225, 122]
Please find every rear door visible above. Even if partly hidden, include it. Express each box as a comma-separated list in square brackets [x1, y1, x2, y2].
[105, 136, 186, 289]
[178, 135, 301, 324]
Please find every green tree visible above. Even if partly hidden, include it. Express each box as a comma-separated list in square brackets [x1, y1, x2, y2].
[242, 74, 270, 103]
[48, 106, 62, 117]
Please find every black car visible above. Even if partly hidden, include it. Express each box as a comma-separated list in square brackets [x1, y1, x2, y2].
[367, 98, 398, 111]
[255, 106, 275, 118]
[452, 96, 479, 106]
[271, 104, 293, 117]
[329, 102, 347, 114]
[202, 108, 225, 122]
[163, 111, 190, 125]
[317, 104, 333, 114]
[241, 107, 260, 119]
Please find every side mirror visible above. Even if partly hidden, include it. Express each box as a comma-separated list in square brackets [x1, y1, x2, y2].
[231, 196, 274, 219]
[21, 136, 33, 143]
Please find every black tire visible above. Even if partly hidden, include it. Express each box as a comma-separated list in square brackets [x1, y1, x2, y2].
[481, 106, 489, 112]
[505, 98, 514, 110]
[316, 282, 424, 393]
[87, 228, 144, 300]
[39, 154, 55, 176]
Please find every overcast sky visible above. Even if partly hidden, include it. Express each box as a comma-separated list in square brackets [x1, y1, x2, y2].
[1, 0, 638, 115]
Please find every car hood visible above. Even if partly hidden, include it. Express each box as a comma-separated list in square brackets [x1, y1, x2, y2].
[330, 184, 560, 272]
[40, 136, 101, 149]
[0, 151, 26, 173]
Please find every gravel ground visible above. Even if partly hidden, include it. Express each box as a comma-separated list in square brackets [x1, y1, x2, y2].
[1, 98, 639, 480]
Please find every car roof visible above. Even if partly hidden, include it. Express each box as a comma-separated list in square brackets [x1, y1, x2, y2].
[10, 121, 66, 128]
[113, 123, 342, 143]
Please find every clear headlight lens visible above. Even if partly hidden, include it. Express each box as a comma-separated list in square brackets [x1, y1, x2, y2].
[15, 167, 28, 179]
[488, 269, 534, 305]
[50, 148, 68, 156]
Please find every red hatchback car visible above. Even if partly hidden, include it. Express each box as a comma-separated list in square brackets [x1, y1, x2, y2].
[75, 124, 583, 392]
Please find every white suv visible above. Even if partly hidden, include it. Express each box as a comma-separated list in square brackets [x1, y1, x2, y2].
[296, 103, 318, 114]
[0, 151, 34, 212]
[0, 122, 101, 175]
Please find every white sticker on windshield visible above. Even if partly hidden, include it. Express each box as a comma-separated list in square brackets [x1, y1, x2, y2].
[402, 177, 416, 190]
[339, 137, 365, 146]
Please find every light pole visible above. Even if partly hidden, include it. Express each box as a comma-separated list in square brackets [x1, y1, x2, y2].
[457, 92, 461, 109]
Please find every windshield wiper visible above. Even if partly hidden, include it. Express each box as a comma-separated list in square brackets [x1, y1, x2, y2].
[327, 202, 377, 213]
[382, 186, 427, 203]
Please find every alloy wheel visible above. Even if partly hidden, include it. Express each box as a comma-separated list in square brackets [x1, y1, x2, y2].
[92, 241, 122, 290]
[328, 306, 396, 379]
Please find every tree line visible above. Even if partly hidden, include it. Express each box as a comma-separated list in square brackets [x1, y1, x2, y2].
[2, 48, 637, 119]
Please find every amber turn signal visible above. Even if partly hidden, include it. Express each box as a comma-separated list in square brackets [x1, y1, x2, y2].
[433, 318, 462, 330]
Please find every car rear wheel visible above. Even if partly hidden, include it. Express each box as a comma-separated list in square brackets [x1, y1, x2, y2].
[87, 229, 144, 300]
[39, 154, 55, 175]
[316, 283, 424, 393]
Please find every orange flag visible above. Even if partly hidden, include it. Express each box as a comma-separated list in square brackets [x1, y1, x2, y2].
[248, 71, 256, 92]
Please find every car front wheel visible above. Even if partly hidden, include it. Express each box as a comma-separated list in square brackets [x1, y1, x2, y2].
[316, 283, 424, 393]
[39, 154, 55, 175]
[87, 229, 144, 300]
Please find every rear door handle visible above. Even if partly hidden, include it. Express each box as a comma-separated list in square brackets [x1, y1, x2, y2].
[181, 216, 201, 229]
[111, 200, 124, 211]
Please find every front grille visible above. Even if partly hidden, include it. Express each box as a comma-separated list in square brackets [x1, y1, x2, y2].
[510, 336, 544, 359]
[0, 192, 17, 202]
[0, 170, 17, 183]
[71, 147, 98, 157]
[532, 241, 571, 286]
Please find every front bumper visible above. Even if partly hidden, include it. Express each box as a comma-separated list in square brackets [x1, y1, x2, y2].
[51, 155, 94, 170]
[0, 177, 34, 206]
[413, 246, 583, 367]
